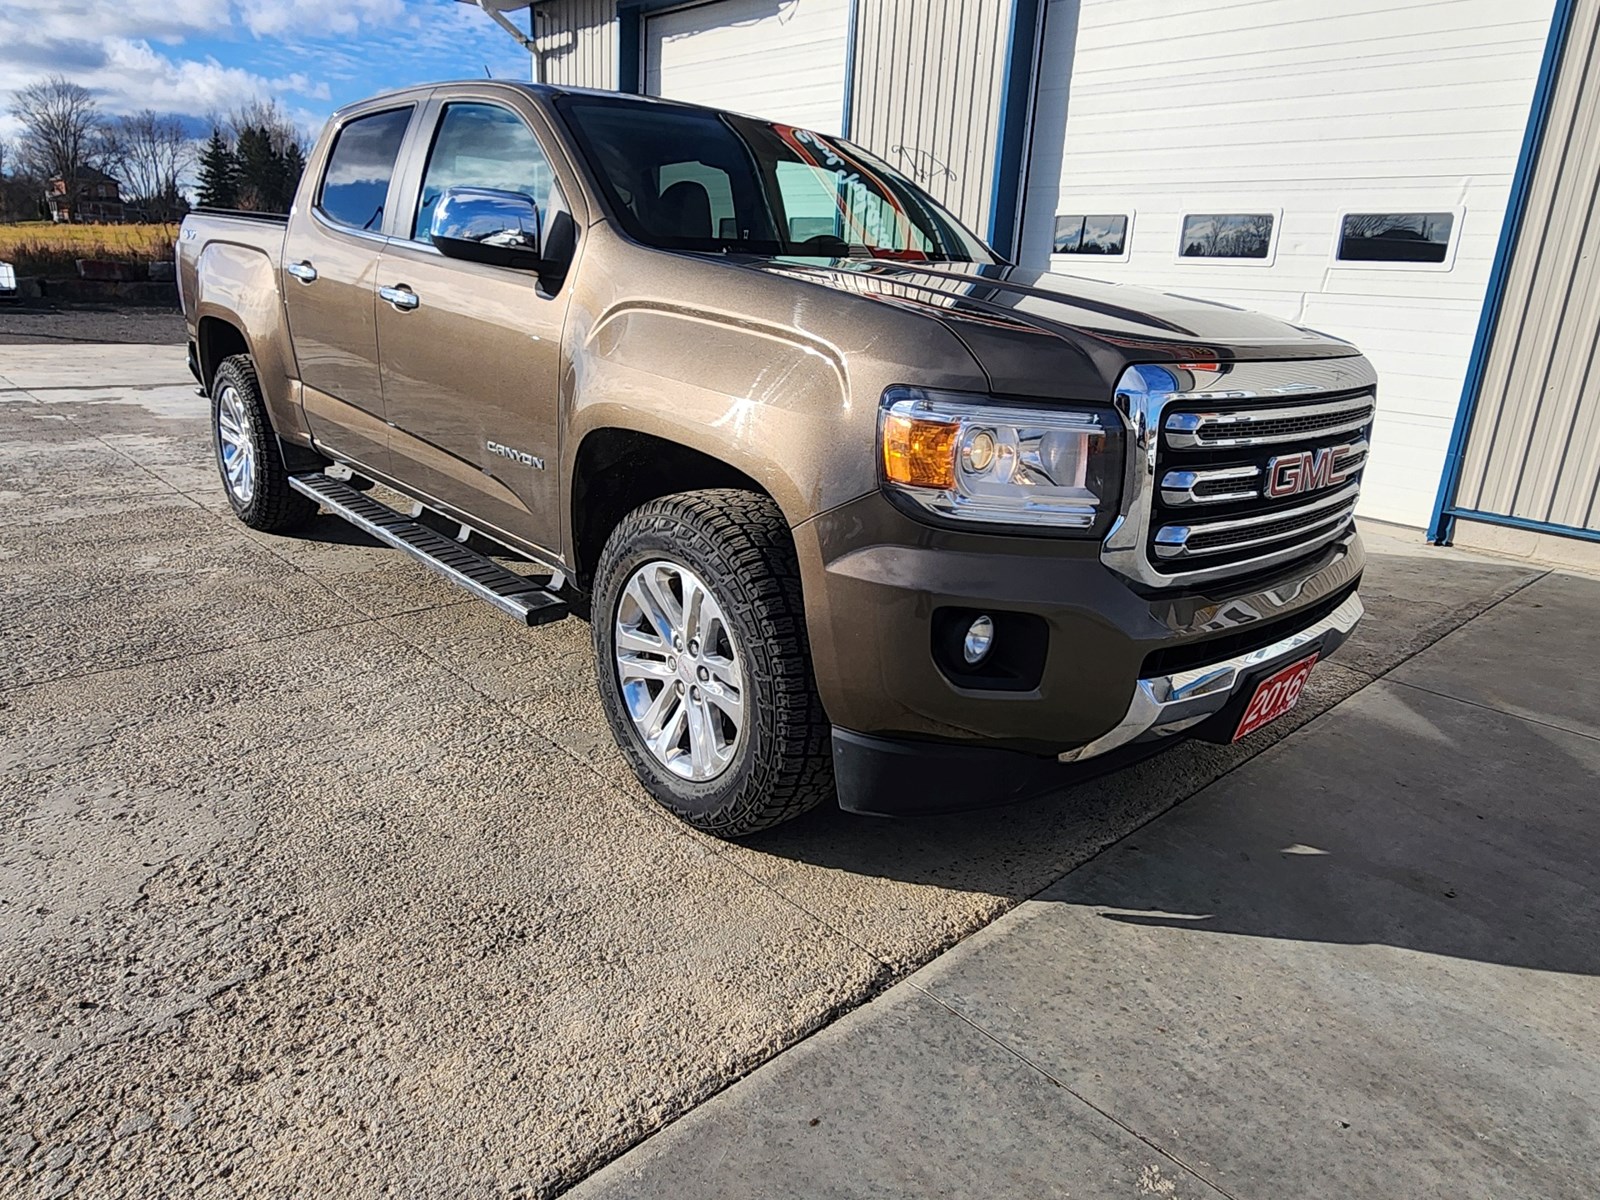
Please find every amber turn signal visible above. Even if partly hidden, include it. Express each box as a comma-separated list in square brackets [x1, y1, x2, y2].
[882, 412, 958, 489]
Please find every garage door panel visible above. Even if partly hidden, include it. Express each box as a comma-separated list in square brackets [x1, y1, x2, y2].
[645, 0, 850, 134]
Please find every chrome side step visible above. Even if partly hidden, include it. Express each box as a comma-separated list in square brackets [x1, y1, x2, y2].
[288, 473, 568, 627]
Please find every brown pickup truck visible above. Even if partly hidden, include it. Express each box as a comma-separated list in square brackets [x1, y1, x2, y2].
[178, 81, 1371, 836]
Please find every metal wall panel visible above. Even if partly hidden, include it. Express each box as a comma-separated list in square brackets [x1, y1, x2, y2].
[535, 0, 618, 88]
[1456, 0, 1600, 534]
[847, 0, 1012, 234]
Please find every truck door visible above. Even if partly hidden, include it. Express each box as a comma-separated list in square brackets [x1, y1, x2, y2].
[376, 99, 572, 557]
[281, 103, 416, 476]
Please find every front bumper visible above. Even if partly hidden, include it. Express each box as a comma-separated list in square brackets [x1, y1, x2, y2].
[1057, 589, 1363, 764]
[791, 491, 1365, 815]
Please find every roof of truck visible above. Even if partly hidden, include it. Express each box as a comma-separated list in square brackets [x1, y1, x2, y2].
[329, 79, 789, 130]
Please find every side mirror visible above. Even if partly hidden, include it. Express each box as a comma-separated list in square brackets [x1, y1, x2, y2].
[430, 186, 544, 271]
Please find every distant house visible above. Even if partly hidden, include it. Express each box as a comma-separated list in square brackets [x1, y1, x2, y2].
[46, 167, 125, 223]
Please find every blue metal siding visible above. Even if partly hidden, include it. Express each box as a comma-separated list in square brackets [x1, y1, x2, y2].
[1429, 0, 1582, 543]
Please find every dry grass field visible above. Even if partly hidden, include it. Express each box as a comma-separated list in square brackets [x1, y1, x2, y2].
[0, 221, 177, 277]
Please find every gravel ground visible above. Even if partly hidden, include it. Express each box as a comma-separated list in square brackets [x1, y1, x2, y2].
[0, 305, 186, 346]
[0, 342, 1544, 1198]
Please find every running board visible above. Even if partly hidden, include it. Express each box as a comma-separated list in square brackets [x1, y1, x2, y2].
[288, 473, 568, 626]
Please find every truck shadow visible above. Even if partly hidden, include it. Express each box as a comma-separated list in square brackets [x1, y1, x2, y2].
[739, 647, 1600, 979]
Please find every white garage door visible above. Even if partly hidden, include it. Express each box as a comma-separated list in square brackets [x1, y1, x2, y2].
[644, 0, 851, 135]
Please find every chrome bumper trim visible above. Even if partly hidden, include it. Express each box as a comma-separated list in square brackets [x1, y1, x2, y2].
[1058, 591, 1364, 764]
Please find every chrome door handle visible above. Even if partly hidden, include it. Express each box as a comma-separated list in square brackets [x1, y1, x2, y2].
[286, 261, 317, 283]
[379, 284, 419, 311]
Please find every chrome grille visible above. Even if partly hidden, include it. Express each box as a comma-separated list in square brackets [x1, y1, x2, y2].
[1165, 394, 1375, 448]
[1150, 381, 1374, 577]
[1154, 484, 1361, 560]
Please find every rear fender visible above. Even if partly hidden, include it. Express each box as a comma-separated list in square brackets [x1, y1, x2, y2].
[194, 241, 309, 444]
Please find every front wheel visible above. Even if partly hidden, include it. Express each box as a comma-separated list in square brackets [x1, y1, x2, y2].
[592, 489, 834, 837]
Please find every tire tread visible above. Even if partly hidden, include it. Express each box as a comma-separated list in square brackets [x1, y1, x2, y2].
[214, 354, 317, 534]
[593, 489, 834, 836]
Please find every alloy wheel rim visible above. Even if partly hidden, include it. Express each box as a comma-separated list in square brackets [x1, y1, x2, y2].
[215, 384, 256, 505]
[614, 559, 745, 782]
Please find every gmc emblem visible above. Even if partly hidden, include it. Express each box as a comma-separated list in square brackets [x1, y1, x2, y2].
[1265, 444, 1361, 499]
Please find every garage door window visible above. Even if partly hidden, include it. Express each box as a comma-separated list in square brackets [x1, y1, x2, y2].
[1335, 211, 1458, 268]
[1178, 212, 1279, 264]
[1054, 214, 1130, 259]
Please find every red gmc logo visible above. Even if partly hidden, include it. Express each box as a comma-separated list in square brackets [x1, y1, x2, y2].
[1265, 444, 1361, 499]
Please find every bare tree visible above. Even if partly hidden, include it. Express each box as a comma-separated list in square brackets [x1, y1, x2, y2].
[1235, 213, 1275, 257]
[9, 76, 105, 213]
[104, 111, 194, 222]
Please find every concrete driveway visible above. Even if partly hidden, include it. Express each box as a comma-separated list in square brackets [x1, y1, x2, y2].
[575, 569, 1600, 1200]
[0, 339, 1565, 1198]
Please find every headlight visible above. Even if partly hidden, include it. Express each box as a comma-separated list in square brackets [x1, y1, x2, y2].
[878, 387, 1124, 535]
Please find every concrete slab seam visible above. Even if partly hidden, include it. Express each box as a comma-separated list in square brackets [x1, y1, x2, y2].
[1387, 676, 1600, 745]
[907, 977, 1240, 1200]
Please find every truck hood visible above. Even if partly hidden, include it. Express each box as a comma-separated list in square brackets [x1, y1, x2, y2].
[743, 258, 1361, 399]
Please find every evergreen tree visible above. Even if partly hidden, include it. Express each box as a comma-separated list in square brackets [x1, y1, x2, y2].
[281, 142, 306, 210]
[234, 125, 283, 212]
[196, 128, 237, 209]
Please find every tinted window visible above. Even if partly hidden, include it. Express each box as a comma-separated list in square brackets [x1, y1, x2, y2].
[557, 95, 993, 263]
[1054, 214, 1127, 255]
[319, 107, 412, 232]
[1337, 212, 1454, 264]
[658, 159, 738, 240]
[1180, 213, 1275, 259]
[413, 103, 559, 242]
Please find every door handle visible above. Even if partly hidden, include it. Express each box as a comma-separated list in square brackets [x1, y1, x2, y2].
[286, 260, 317, 283]
[379, 284, 419, 311]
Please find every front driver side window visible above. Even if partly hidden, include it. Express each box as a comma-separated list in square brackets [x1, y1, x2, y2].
[413, 103, 560, 243]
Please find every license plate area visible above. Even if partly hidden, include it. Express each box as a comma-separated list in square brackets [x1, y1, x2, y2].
[1233, 653, 1319, 741]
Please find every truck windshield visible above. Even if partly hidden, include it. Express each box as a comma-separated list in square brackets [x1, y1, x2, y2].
[555, 95, 995, 264]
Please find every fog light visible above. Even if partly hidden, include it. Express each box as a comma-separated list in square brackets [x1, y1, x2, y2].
[963, 615, 995, 664]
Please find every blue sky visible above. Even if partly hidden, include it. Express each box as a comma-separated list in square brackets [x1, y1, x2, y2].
[0, 0, 533, 145]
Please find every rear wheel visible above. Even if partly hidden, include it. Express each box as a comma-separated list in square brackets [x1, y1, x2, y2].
[211, 355, 316, 533]
[593, 489, 834, 837]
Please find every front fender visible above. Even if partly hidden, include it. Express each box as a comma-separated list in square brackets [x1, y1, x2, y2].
[564, 303, 859, 527]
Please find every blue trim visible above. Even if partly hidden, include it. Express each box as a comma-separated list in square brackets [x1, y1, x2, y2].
[986, 0, 1042, 260]
[1444, 508, 1600, 545]
[1428, 0, 1579, 545]
[615, 0, 685, 94]
[841, 0, 860, 138]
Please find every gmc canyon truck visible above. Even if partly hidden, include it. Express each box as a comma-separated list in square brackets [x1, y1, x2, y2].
[179, 82, 1370, 836]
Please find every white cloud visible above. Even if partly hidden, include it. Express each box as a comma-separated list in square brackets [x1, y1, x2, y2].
[235, 0, 404, 39]
[0, 0, 231, 47]
[0, 0, 530, 145]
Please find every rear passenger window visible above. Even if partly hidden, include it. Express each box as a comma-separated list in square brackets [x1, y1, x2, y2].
[318, 107, 412, 233]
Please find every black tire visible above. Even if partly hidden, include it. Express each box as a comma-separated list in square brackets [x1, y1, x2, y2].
[593, 489, 834, 837]
[211, 354, 317, 533]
